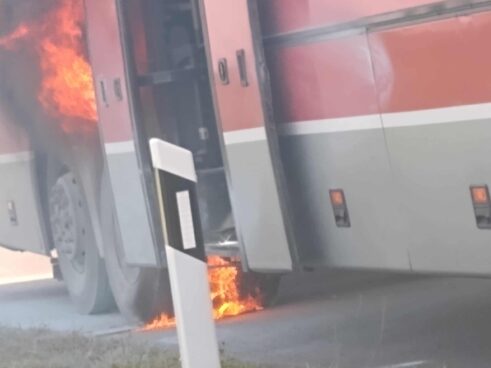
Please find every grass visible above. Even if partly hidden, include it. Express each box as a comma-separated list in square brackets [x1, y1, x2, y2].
[0, 327, 265, 368]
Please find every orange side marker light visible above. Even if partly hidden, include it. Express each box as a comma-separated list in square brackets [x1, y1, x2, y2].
[471, 186, 490, 205]
[330, 190, 345, 207]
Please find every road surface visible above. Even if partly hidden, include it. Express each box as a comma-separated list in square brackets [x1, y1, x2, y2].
[2, 264, 491, 367]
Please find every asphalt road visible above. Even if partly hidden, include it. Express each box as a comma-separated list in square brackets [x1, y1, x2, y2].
[2, 267, 491, 367]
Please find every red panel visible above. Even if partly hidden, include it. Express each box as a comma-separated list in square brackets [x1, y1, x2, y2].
[267, 35, 379, 123]
[203, 0, 264, 132]
[369, 12, 491, 113]
[259, 0, 440, 36]
[84, 0, 133, 143]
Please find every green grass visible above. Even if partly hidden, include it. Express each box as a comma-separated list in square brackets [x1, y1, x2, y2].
[0, 327, 266, 368]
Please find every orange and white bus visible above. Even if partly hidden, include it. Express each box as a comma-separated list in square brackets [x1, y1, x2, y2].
[1, 0, 490, 323]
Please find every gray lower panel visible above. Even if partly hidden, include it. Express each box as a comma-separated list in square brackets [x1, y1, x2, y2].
[281, 129, 411, 271]
[281, 119, 491, 276]
[196, 169, 233, 245]
[106, 151, 158, 266]
[0, 159, 46, 254]
[226, 139, 293, 272]
[105, 120, 491, 275]
[385, 119, 491, 275]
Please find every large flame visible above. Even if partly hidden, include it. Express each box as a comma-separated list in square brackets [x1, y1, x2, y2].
[0, 0, 97, 131]
[38, 1, 97, 124]
[143, 256, 264, 331]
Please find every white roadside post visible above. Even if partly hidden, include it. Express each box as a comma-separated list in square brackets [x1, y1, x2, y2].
[149, 138, 221, 368]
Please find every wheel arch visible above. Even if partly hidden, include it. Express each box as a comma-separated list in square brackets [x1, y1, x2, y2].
[32, 129, 108, 258]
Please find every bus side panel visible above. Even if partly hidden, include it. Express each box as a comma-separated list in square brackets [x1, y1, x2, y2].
[370, 12, 491, 275]
[84, 0, 159, 267]
[0, 110, 46, 254]
[265, 3, 491, 275]
[267, 35, 412, 270]
[201, 0, 296, 271]
[259, 0, 446, 36]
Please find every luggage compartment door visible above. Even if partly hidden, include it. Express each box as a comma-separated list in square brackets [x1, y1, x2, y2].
[84, 0, 160, 267]
[199, 0, 296, 271]
[0, 115, 46, 255]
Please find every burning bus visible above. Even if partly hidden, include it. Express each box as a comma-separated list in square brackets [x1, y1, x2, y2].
[2, 0, 491, 324]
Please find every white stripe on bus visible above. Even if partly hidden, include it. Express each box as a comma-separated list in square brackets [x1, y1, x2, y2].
[104, 140, 135, 154]
[0, 151, 33, 165]
[101, 103, 491, 148]
[223, 127, 267, 145]
[382, 102, 491, 128]
[224, 103, 491, 144]
[282, 114, 381, 136]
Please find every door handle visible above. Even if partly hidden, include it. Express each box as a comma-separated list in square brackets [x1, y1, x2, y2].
[236, 49, 249, 87]
[218, 58, 229, 85]
[98, 78, 109, 107]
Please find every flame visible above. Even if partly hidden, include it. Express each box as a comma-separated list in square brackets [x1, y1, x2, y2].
[142, 256, 264, 331]
[0, 0, 97, 131]
[143, 314, 176, 331]
[38, 1, 97, 124]
[208, 256, 263, 319]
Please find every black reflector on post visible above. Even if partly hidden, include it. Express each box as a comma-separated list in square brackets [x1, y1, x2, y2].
[150, 138, 221, 368]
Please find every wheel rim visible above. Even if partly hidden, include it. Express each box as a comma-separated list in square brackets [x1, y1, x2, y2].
[49, 174, 87, 274]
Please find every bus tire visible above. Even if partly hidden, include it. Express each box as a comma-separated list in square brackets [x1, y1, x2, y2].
[100, 173, 173, 324]
[48, 171, 115, 314]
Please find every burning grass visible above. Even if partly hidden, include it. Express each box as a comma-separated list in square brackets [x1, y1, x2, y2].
[0, 327, 266, 368]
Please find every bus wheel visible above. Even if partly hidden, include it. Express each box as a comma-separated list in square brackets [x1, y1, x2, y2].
[100, 175, 173, 324]
[49, 172, 115, 314]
